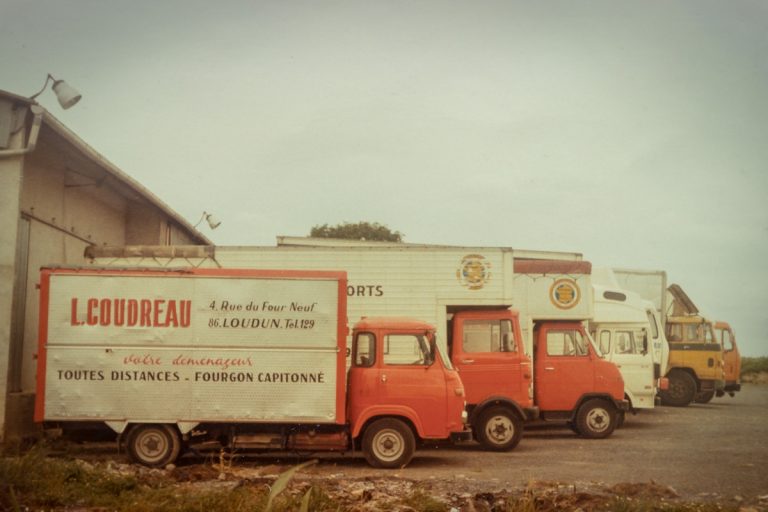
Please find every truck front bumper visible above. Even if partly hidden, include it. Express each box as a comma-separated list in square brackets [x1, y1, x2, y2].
[450, 430, 473, 442]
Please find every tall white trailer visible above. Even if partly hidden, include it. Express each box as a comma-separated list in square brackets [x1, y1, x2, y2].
[87, 241, 593, 356]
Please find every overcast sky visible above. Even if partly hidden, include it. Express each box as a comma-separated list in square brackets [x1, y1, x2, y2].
[2, 0, 767, 356]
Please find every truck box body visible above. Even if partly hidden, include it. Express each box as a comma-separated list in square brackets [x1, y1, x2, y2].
[35, 267, 347, 427]
[87, 244, 591, 356]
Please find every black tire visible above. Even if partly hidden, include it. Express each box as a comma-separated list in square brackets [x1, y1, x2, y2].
[660, 370, 697, 407]
[362, 418, 415, 469]
[474, 406, 523, 451]
[695, 390, 715, 404]
[126, 424, 181, 467]
[575, 399, 617, 439]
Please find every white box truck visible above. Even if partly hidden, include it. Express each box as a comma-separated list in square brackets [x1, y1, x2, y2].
[35, 266, 468, 468]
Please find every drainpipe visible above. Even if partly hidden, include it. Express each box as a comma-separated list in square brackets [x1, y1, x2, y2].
[0, 105, 44, 158]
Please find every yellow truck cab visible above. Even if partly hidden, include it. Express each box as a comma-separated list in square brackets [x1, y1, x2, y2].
[662, 315, 725, 406]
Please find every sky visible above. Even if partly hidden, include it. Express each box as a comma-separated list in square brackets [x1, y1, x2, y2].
[2, 0, 767, 356]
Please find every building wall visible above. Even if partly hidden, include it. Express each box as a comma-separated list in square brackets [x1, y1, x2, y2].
[2, 107, 207, 441]
[0, 124, 24, 444]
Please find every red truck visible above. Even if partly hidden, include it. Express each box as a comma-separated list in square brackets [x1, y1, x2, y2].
[35, 267, 467, 468]
[449, 309, 628, 451]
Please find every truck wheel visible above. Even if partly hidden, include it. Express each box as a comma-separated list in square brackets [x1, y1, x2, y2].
[660, 371, 696, 407]
[474, 406, 523, 451]
[575, 399, 617, 439]
[695, 390, 715, 404]
[126, 424, 181, 467]
[362, 418, 415, 469]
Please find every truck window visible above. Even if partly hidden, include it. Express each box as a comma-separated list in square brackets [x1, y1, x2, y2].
[598, 331, 611, 355]
[720, 328, 734, 351]
[685, 324, 699, 342]
[546, 330, 588, 356]
[614, 331, 637, 354]
[353, 332, 376, 367]
[462, 319, 517, 353]
[667, 323, 683, 342]
[703, 324, 717, 344]
[645, 310, 659, 340]
[384, 334, 430, 365]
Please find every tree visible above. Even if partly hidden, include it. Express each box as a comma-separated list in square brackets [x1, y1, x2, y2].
[310, 222, 403, 242]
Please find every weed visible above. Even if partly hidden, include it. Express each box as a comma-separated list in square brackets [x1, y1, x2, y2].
[401, 488, 448, 512]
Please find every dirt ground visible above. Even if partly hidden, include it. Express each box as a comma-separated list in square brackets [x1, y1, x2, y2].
[51, 384, 768, 510]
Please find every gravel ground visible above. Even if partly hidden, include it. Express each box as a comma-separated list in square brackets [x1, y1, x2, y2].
[50, 384, 768, 510]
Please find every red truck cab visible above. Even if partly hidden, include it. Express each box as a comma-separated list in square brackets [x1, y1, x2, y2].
[347, 317, 468, 468]
[448, 310, 535, 451]
[533, 321, 627, 437]
[449, 310, 628, 447]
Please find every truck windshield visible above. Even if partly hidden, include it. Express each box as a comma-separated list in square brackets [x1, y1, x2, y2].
[436, 340, 454, 370]
[584, 330, 602, 357]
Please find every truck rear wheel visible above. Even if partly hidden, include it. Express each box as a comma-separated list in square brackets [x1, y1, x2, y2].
[474, 406, 523, 451]
[362, 418, 415, 469]
[660, 370, 696, 407]
[695, 390, 715, 404]
[126, 424, 181, 467]
[575, 399, 617, 439]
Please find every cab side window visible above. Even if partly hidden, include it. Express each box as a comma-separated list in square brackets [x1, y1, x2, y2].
[463, 319, 517, 353]
[646, 310, 660, 340]
[667, 323, 683, 342]
[721, 329, 734, 351]
[353, 332, 375, 367]
[384, 334, 430, 365]
[546, 330, 588, 356]
[614, 330, 637, 354]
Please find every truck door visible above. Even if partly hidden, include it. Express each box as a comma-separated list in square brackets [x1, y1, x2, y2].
[717, 323, 740, 385]
[604, 328, 654, 408]
[380, 332, 451, 433]
[450, 312, 528, 407]
[534, 325, 592, 411]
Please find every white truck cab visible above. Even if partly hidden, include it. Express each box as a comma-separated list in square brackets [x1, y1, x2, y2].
[590, 277, 670, 412]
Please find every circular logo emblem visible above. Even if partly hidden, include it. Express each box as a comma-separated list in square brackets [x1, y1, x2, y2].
[549, 278, 581, 309]
[457, 254, 491, 290]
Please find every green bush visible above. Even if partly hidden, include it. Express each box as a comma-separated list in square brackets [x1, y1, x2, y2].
[741, 357, 768, 376]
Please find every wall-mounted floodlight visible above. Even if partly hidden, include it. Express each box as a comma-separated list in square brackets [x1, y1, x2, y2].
[29, 73, 82, 109]
[194, 211, 221, 230]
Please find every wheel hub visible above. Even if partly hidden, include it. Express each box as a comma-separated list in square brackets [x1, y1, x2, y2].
[487, 416, 513, 442]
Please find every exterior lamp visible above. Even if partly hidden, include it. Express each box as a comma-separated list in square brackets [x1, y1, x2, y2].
[194, 211, 221, 230]
[29, 74, 82, 109]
